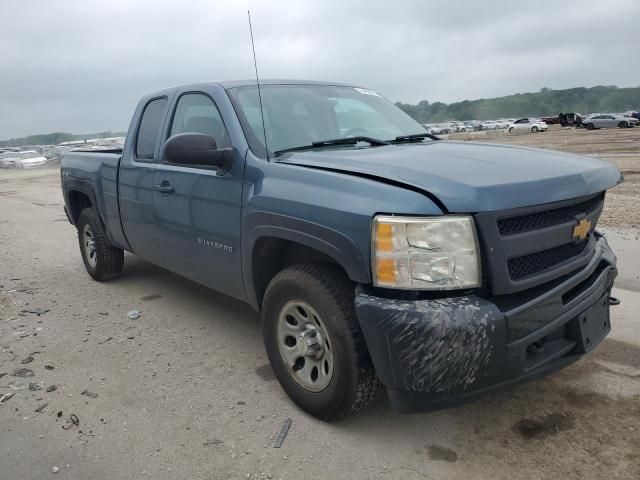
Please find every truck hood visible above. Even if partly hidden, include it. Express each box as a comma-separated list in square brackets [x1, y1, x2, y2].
[275, 141, 622, 212]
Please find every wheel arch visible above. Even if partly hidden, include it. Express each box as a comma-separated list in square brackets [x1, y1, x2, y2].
[66, 182, 99, 226]
[244, 220, 370, 310]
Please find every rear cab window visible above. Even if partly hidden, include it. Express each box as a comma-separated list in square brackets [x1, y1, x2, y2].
[136, 97, 168, 161]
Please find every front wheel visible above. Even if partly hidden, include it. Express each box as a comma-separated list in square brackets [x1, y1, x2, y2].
[618, 121, 628, 128]
[508, 127, 514, 134]
[262, 263, 381, 421]
[77, 208, 124, 281]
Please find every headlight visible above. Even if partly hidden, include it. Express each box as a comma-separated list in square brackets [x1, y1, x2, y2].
[372, 215, 481, 290]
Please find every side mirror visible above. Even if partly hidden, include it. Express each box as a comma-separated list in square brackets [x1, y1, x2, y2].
[162, 133, 232, 174]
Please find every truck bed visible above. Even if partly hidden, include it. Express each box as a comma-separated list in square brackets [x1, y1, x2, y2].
[61, 150, 127, 249]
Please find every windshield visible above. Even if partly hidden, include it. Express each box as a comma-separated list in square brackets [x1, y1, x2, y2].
[227, 84, 427, 156]
[20, 151, 40, 159]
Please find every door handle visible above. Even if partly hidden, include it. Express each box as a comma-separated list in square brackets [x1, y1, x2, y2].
[153, 182, 174, 194]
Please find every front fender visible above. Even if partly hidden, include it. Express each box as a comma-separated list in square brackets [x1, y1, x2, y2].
[242, 211, 369, 308]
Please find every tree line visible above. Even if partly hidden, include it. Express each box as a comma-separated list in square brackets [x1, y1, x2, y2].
[395, 85, 640, 123]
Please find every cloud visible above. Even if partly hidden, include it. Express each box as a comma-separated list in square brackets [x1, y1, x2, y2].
[1, 0, 639, 138]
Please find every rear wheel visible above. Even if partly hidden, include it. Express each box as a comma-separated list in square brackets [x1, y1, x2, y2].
[262, 263, 381, 421]
[618, 121, 628, 128]
[508, 127, 514, 134]
[531, 126, 539, 133]
[585, 123, 595, 130]
[77, 208, 124, 281]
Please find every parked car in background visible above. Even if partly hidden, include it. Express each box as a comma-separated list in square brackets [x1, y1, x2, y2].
[422, 124, 444, 135]
[495, 119, 510, 129]
[582, 114, 638, 130]
[447, 122, 470, 133]
[481, 121, 498, 130]
[0, 151, 21, 168]
[558, 112, 582, 127]
[436, 123, 454, 134]
[540, 115, 560, 125]
[464, 121, 481, 131]
[15, 150, 48, 169]
[508, 118, 548, 133]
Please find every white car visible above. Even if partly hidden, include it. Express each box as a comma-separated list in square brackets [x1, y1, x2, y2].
[495, 119, 510, 129]
[447, 122, 470, 133]
[481, 121, 498, 130]
[582, 113, 639, 130]
[0, 151, 21, 168]
[508, 118, 548, 133]
[15, 150, 48, 169]
[422, 124, 444, 135]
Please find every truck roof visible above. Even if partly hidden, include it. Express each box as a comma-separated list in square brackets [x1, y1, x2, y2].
[217, 79, 355, 89]
[144, 79, 357, 99]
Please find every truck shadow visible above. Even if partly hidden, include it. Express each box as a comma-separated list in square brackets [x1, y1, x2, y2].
[119, 253, 259, 323]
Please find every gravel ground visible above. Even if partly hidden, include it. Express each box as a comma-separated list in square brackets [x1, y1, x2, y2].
[1, 128, 639, 480]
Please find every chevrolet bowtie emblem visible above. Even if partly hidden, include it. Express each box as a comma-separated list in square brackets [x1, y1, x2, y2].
[572, 218, 592, 241]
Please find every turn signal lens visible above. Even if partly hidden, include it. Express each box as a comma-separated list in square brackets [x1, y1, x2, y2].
[375, 258, 396, 284]
[375, 223, 394, 251]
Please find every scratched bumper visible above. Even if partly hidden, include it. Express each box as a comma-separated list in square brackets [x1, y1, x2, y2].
[355, 234, 617, 413]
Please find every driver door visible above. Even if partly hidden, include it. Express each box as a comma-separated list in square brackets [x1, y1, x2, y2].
[152, 91, 245, 300]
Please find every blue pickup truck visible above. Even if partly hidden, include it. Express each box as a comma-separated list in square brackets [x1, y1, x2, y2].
[61, 80, 621, 420]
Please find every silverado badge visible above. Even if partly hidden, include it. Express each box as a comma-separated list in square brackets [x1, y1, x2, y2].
[572, 218, 592, 242]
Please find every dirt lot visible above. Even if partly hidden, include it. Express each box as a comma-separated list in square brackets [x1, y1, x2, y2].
[1, 127, 639, 479]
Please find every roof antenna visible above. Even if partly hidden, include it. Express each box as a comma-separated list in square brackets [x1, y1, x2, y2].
[248, 10, 269, 160]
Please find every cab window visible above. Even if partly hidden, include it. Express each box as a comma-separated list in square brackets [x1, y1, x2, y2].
[169, 93, 230, 149]
[136, 97, 168, 160]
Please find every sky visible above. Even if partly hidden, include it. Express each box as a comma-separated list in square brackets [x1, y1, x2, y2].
[1, 0, 639, 139]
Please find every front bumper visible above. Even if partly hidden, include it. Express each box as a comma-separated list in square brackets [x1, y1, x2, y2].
[355, 234, 617, 413]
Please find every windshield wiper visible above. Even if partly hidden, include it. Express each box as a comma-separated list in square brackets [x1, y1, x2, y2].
[312, 136, 389, 147]
[273, 136, 389, 157]
[392, 133, 441, 143]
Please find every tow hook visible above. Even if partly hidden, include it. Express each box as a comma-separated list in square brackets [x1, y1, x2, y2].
[608, 296, 620, 306]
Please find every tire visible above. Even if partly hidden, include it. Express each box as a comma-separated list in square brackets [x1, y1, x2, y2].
[77, 208, 124, 281]
[585, 123, 594, 130]
[618, 121, 628, 128]
[531, 126, 539, 133]
[508, 127, 514, 134]
[262, 263, 381, 421]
